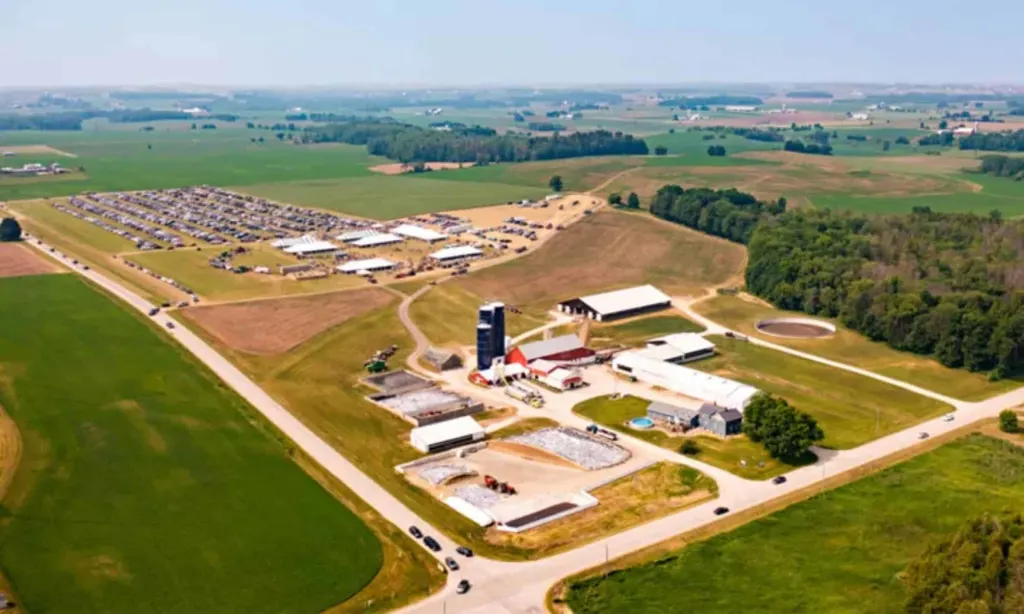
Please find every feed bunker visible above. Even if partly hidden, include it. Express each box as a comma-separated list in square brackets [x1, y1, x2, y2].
[365, 372, 485, 426]
[398, 426, 655, 532]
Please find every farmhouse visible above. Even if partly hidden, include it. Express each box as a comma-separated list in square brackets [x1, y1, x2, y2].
[392, 223, 448, 243]
[352, 233, 404, 248]
[699, 404, 743, 437]
[558, 285, 672, 322]
[612, 351, 758, 411]
[410, 416, 485, 454]
[643, 333, 716, 364]
[430, 245, 483, 264]
[506, 334, 596, 367]
[337, 258, 396, 274]
[646, 401, 700, 428]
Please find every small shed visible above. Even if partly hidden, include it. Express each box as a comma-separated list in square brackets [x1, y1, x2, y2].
[424, 347, 462, 371]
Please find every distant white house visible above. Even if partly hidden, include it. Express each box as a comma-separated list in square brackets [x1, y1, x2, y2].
[850, 112, 870, 121]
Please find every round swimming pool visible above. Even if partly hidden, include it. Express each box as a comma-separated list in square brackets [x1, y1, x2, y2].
[630, 417, 655, 429]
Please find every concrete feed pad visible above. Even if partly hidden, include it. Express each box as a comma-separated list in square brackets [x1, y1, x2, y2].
[0, 243, 60, 278]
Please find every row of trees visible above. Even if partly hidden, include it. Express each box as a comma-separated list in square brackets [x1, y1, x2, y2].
[783, 140, 833, 155]
[659, 95, 764, 108]
[743, 394, 824, 460]
[960, 130, 1024, 152]
[0, 109, 237, 131]
[707, 145, 727, 157]
[648, 184, 785, 244]
[303, 119, 648, 163]
[731, 127, 785, 142]
[979, 155, 1024, 180]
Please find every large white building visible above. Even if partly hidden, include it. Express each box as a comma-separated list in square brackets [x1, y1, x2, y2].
[430, 245, 483, 264]
[558, 285, 672, 321]
[611, 351, 758, 411]
[410, 416, 485, 453]
[284, 240, 340, 256]
[642, 333, 716, 364]
[352, 233, 404, 248]
[393, 223, 448, 243]
[337, 258, 396, 274]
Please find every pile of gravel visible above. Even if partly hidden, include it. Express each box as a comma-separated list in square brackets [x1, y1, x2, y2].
[454, 485, 501, 509]
[505, 427, 630, 470]
[418, 464, 474, 486]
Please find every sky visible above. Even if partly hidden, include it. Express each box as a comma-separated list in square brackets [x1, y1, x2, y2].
[3, 0, 1021, 87]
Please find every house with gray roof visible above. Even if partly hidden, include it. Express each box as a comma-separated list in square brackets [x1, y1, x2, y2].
[646, 401, 699, 428]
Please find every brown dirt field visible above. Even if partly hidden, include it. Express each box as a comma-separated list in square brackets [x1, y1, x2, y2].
[0, 405, 22, 501]
[0, 243, 59, 278]
[756, 321, 833, 338]
[489, 441, 582, 470]
[183, 287, 395, 354]
[0, 144, 77, 158]
[369, 162, 475, 175]
[458, 208, 747, 307]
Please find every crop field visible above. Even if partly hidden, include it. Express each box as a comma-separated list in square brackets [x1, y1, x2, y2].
[414, 156, 647, 193]
[234, 174, 549, 220]
[0, 243, 59, 278]
[0, 274, 382, 614]
[457, 209, 747, 309]
[408, 283, 549, 348]
[182, 287, 396, 354]
[574, 395, 808, 480]
[694, 295, 1019, 401]
[690, 336, 951, 449]
[566, 434, 1024, 614]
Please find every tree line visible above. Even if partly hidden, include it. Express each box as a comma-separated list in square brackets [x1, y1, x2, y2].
[785, 90, 833, 99]
[659, 95, 764, 108]
[979, 155, 1024, 180]
[0, 109, 237, 131]
[648, 183, 1024, 379]
[960, 130, 1024, 152]
[302, 119, 648, 163]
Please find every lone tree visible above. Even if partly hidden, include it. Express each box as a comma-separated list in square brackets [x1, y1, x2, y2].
[1000, 409, 1019, 433]
[607, 193, 623, 206]
[707, 144, 727, 157]
[654, 145, 668, 156]
[744, 393, 823, 460]
[0, 217, 22, 242]
[626, 192, 641, 209]
[549, 175, 563, 192]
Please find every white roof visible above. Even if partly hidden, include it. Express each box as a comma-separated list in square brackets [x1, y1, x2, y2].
[352, 233, 403, 247]
[573, 285, 671, 316]
[284, 240, 339, 254]
[393, 223, 448, 242]
[529, 359, 561, 374]
[612, 351, 758, 410]
[271, 234, 316, 248]
[547, 368, 582, 385]
[337, 258, 395, 273]
[430, 245, 483, 261]
[636, 344, 686, 362]
[648, 333, 715, 356]
[411, 416, 484, 447]
[336, 229, 380, 242]
[444, 496, 494, 527]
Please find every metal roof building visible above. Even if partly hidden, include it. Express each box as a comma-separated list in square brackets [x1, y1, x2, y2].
[337, 258, 396, 273]
[393, 223, 449, 243]
[410, 416, 485, 453]
[336, 229, 381, 243]
[283, 240, 340, 255]
[558, 285, 672, 321]
[644, 333, 716, 364]
[352, 233, 404, 248]
[611, 350, 758, 411]
[430, 245, 483, 262]
[506, 334, 595, 366]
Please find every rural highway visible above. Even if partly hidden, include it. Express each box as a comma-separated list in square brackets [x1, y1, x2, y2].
[27, 234, 1024, 614]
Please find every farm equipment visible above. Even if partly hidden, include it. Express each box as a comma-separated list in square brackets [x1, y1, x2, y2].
[365, 359, 387, 373]
[483, 475, 498, 489]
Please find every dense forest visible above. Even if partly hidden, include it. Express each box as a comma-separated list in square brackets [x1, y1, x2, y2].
[979, 155, 1024, 180]
[785, 90, 833, 99]
[649, 183, 1024, 379]
[904, 513, 1024, 613]
[960, 130, 1024, 152]
[303, 119, 648, 163]
[0, 109, 237, 131]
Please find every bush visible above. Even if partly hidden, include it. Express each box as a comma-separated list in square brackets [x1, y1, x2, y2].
[0, 217, 22, 242]
[1000, 410, 1019, 433]
[680, 439, 701, 455]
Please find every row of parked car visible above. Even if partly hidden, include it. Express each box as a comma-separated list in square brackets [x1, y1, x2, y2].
[408, 525, 473, 594]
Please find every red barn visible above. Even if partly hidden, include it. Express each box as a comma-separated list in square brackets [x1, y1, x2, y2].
[505, 334, 595, 367]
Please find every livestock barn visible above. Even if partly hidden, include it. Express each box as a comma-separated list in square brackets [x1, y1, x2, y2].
[557, 285, 672, 321]
[505, 334, 596, 367]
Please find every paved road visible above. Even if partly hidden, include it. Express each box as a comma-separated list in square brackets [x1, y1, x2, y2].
[31, 234, 1024, 614]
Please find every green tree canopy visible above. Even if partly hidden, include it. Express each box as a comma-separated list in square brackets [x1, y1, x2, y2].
[743, 393, 823, 460]
[608, 193, 622, 206]
[549, 175, 564, 192]
[0, 217, 22, 242]
[626, 192, 641, 209]
[1000, 410, 1019, 433]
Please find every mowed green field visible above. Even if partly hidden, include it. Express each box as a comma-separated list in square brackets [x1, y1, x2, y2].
[567, 434, 1024, 614]
[0, 274, 382, 613]
[234, 174, 549, 220]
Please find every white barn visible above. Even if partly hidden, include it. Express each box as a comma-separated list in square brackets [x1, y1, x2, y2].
[410, 416, 485, 453]
[393, 223, 448, 243]
[558, 285, 672, 321]
[352, 233, 404, 248]
[337, 258, 396, 274]
[430, 245, 483, 263]
[611, 350, 758, 411]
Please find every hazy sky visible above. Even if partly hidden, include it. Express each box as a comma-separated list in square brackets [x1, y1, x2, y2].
[3, 0, 1021, 87]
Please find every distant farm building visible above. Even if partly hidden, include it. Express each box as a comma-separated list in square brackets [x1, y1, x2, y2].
[337, 229, 384, 243]
[337, 258, 396, 274]
[424, 347, 463, 372]
[410, 416, 485, 453]
[641, 333, 716, 364]
[392, 223, 448, 243]
[352, 233, 404, 248]
[558, 285, 672, 322]
[612, 351, 758, 411]
[506, 334, 596, 367]
[430, 245, 483, 265]
[284, 240, 340, 256]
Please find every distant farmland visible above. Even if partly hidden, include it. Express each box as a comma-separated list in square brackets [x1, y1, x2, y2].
[0, 274, 382, 613]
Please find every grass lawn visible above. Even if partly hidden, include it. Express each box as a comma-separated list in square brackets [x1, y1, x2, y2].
[566, 434, 1024, 614]
[457, 209, 746, 310]
[0, 274, 385, 614]
[234, 174, 549, 220]
[587, 314, 704, 349]
[8, 199, 138, 255]
[691, 336, 951, 449]
[693, 295, 1020, 401]
[408, 283, 549, 348]
[574, 395, 808, 480]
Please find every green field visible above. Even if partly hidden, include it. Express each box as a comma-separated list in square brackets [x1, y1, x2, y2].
[588, 314, 704, 349]
[690, 336, 950, 449]
[811, 172, 1024, 217]
[408, 283, 549, 348]
[574, 395, 809, 480]
[567, 434, 1024, 614]
[0, 274, 384, 613]
[235, 174, 549, 220]
[694, 295, 1020, 401]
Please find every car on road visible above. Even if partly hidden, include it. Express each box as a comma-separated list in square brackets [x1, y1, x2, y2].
[409, 526, 423, 539]
[456, 546, 473, 557]
[456, 580, 471, 595]
[148, 308, 160, 316]
[165, 322, 176, 330]
[918, 432, 930, 440]
[943, 414, 955, 422]
[444, 557, 459, 571]
[714, 507, 730, 516]
[423, 536, 441, 552]
[772, 476, 787, 485]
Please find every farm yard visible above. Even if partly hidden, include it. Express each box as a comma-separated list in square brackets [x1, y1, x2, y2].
[0, 274, 390, 614]
[565, 434, 1024, 614]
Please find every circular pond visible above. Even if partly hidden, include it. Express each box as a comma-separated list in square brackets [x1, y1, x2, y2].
[755, 317, 836, 339]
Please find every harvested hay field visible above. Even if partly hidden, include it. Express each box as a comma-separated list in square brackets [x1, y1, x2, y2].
[183, 287, 395, 354]
[0, 405, 22, 499]
[370, 162, 474, 175]
[0, 243, 59, 278]
[458, 209, 746, 306]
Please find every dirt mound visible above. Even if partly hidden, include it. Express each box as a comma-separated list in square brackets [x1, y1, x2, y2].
[184, 287, 394, 354]
[0, 243, 59, 278]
